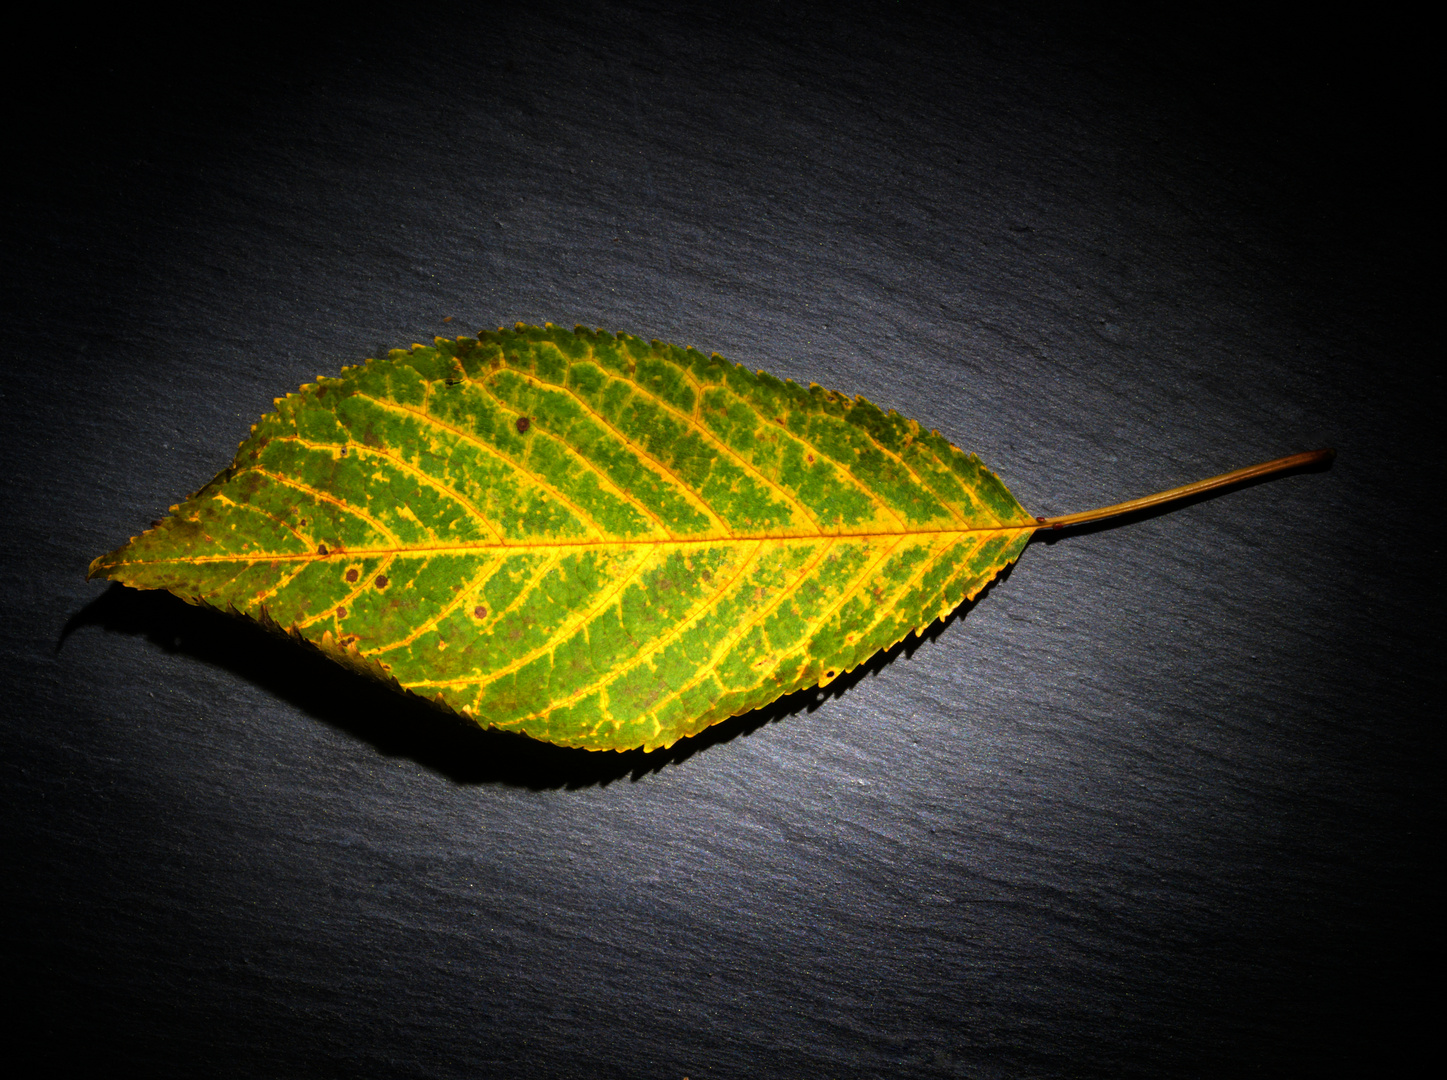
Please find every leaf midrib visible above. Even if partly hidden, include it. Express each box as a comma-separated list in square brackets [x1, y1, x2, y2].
[128, 525, 1040, 566]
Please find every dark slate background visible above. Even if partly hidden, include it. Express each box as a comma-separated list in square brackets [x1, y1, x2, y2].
[3, 3, 1438, 1077]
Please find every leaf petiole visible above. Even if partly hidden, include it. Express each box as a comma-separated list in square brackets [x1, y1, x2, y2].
[1032, 449, 1335, 531]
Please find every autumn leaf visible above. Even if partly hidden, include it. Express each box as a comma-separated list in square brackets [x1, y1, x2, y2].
[89, 324, 1330, 752]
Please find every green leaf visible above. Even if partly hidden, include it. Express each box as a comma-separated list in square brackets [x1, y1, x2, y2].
[89, 323, 1327, 752]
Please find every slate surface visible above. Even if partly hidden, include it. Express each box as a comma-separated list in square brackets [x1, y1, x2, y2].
[3, 4, 1438, 1077]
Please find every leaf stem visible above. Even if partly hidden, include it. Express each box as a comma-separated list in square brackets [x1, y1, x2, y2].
[1032, 448, 1335, 531]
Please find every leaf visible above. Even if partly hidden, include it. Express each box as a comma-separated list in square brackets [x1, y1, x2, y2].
[89, 324, 1330, 752]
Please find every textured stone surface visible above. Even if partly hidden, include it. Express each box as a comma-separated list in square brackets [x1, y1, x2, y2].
[3, 3, 1436, 1077]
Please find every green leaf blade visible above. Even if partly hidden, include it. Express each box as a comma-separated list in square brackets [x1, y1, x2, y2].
[90, 324, 1036, 751]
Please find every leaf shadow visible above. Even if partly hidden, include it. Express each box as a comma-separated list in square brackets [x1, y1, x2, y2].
[59, 575, 999, 791]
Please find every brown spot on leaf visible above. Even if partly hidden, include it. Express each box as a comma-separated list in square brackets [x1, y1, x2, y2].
[336, 606, 347, 618]
[375, 574, 389, 588]
[806, 454, 814, 464]
[317, 544, 329, 555]
[345, 568, 358, 583]
[516, 415, 531, 434]
[473, 606, 487, 618]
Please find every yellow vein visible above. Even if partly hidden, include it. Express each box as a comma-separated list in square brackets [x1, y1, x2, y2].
[191, 559, 279, 604]
[497, 369, 732, 536]
[249, 558, 315, 606]
[470, 375, 676, 540]
[955, 534, 1020, 603]
[637, 355, 908, 530]
[535, 538, 770, 723]
[364, 554, 508, 656]
[471, 549, 566, 636]
[921, 462, 1018, 530]
[868, 532, 1000, 646]
[249, 466, 403, 547]
[224, 498, 318, 552]
[836, 533, 971, 649]
[276, 434, 507, 545]
[585, 352, 825, 533]
[353, 391, 607, 541]
[660, 352, 976, 529]
[175, 502, 312, 586]
[720, 535, 979, 711]
[882, 442, 972, 528]
[507, 373, 734, 537]
[655, 536, 840, 718]
[783, 414, 973, 530]
[410, 546, 654, 694]
[457, 548, 658, 705]
[401, 552, 577, 698]
[789, 533, 909, 683]
[705, 383, 911, 530]
[372, 550, 562, 660]
[949, 539, 1015, 614]
[687, 366, 706, 424]
[297, 552, 399, 630]
[874, 428, 1004, 528]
